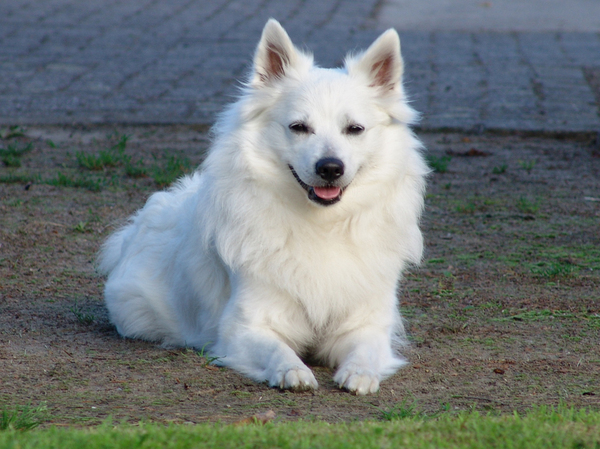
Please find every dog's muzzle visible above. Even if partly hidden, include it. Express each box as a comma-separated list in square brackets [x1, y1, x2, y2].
[289, 164, 345, 206]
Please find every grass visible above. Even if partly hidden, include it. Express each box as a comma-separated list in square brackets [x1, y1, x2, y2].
[517, 196, 540, 214]
[0, 407, 598, 448]
[70, 303, 95, 325]
[0, 170, 103, 191]
[75, 134, 192, 187]
[47, 173, 103, 192]
[0, 171, 103, 191]
[496, 309, 597, 323]
[518, 159, 536, 173]
[530, 261, 577, 278]
[378, 399, 432, 420]
[196, 343, 222, 366]
[151, 153, 192, 187]
[456, 201, 477, 214]
[492, 164, 507, 174]
[2, 131, 598, 432]
[72, 136, 192, 188]
[0, 403, 47, 431]
[449, 196, 500, 214]
[73, 221, 88, 233]
[123, 158, 147, 178]
[427, 155, 452, 173]
[1, 125, 26, 139]
[75, 134, 129, 170]
[0, 142, 33, 167]
[0, 172, 41, 184]
[0, 132, 196, 191]
[76, 149, 121, 170]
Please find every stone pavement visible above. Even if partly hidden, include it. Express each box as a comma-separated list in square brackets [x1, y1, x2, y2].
[380, 0, 600, 133]
[0, 0, 599, 133]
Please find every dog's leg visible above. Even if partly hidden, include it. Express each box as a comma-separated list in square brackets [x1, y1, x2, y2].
[212, 278, 318, 391]
[329, 326, 406, 395]
[216, 328, 318, 390]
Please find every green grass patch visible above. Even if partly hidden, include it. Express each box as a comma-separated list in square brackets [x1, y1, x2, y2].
[0, 403, 47, 431]
[450, 197, 502, 214]
[458, 242, 600, 274]
[496, 309, 598, 325]
[515, 245, 600, 272]
[530, 261, 578, 278]
[73, 221, 89, 233]
[123, 158, 147, 178]
[426, 155, 451, 173]
[0, 132, 197, 191]
[47, 173, 103, 192]
[518, 159, 536, 173]
[1, 125, 26, 139]
[456, 201, 477, 214]
[151, 154, 192, 187]
[70, 302, 95, 325]
[378, 399, 434, 420]
[456, 253, 480, 265]
[516, 196, 540, 214]
[0, 172, 41, 184]
[74, 134, 192, 187]
[492, 164, 507, 174]
[0, 171, 103, 191]
[76, 149, 121, 170]
[0, 142, 33, 167]
[76, 134, 129, 170]
[1, 407, 599, 448]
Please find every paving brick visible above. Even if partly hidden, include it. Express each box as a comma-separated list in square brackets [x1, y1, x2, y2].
[0, 0, 597, 132]
[560, 33, 600, 66]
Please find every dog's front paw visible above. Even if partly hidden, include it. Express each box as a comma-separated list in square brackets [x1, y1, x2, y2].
[269, 365, 318, 391]
[334, 363, 380, 395]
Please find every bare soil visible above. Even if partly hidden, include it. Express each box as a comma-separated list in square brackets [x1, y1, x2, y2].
[1, 126, 599, 426]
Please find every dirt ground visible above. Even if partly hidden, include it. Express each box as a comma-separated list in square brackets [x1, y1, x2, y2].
[1, 126, 599, 426]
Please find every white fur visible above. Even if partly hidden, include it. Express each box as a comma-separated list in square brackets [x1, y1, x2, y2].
[99, 19, 428, 395]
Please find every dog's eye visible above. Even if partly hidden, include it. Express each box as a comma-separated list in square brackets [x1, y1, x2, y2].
[345, 124, 365, 135]
[289, 122, 310, 134]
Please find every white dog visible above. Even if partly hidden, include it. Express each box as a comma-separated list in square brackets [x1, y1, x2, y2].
[99, 19, 427, 395]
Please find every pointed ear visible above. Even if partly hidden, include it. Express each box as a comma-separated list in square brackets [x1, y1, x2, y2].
[347, 29, 403, 92]
[252, 19, 299, 87]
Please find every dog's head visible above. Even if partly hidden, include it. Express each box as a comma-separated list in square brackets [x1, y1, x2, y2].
[239, 19, 418, 208]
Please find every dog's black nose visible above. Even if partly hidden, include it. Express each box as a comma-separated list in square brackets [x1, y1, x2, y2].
[315, 158, 344, 182]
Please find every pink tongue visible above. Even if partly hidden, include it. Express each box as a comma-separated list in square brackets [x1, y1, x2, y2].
[313, 186, 341, 200]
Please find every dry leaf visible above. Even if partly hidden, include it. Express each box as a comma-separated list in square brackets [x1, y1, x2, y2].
[234, 410, 276, 426]
[446, 148, 492, 157]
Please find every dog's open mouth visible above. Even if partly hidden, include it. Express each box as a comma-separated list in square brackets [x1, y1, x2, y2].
[289, 165, 343, 206]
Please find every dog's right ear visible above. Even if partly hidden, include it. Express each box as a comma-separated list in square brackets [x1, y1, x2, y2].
[252, 19, 299, 87]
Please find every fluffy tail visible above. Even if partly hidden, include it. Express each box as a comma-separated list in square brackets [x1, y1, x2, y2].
[97, 226, 129, 275]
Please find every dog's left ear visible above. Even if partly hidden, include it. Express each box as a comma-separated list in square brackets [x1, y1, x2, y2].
[347, 29, 403, 92]
[252, 19, 299, 87]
